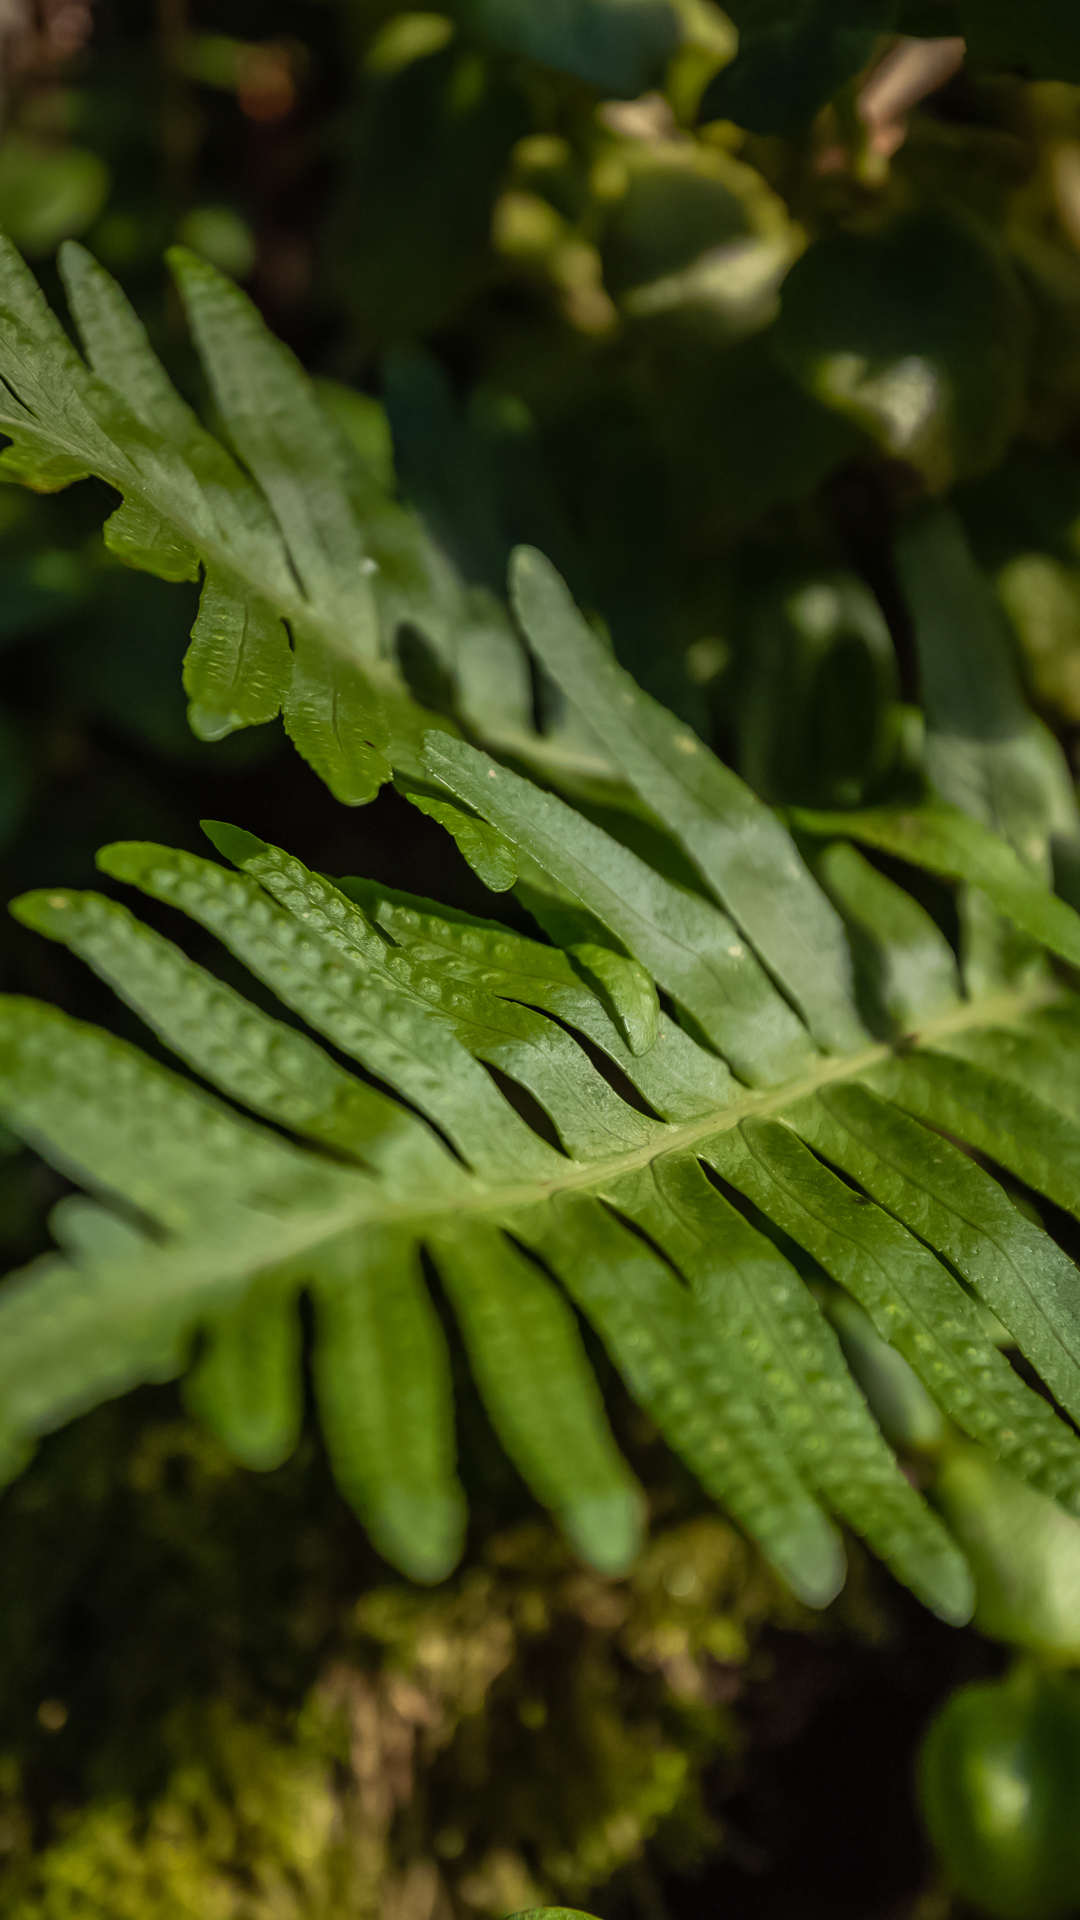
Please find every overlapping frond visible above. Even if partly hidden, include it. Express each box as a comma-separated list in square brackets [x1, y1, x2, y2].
[0, 238, 573, 800]
[6, 550, 1080, 1624]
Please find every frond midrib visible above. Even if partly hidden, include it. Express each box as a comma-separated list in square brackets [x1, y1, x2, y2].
[258, 977, 1062, 1252]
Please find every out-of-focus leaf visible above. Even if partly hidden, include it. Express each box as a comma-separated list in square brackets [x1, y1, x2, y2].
[328, 43, 527, 349]
[649, 328, 862, 538]
[599, 140, 795, 337]
[897, 509, 1079, 872]
[996, 555, 1080, 723]
[829, 1294, 946, 1454]
[0, 135, 108, 256]
[57, 568, 216, 763]
[456, 0, 679, 96]
[315, 379, 397, 494]
[174, 206, 256, 281]
[814, 840, 960, 1033]
[959, 451, 1080, 724]
[0, 541, 88, 644]
[897, 506, 1080, 989]
[385, 349, 578, 597]
[957, 0, 1080, 81]
[934, 1444, 1080, 1657]
[699, 1, 895, 133]
[775, 212, 1033, 488]
[737, 568, 898, 807]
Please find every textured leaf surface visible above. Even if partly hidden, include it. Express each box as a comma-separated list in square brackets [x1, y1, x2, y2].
[793, 802, 1080, 970]
[789, 1084, 1080, 1430]
[707, 1120, 1080, 1512]
[530, 1186, 847, 1607]
[4, 533, 1080, 1623]
[312, 1228, 466, 1582]
[511, 548, 865, 1054]
[0, 237, 625, 798]
[422, 733, 816, 1086]
[432, 1219, 644, 1574]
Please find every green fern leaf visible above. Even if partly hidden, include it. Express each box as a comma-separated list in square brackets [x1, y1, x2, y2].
[5, 239, 1080, 1624]
[789, 1082, 1080, 1427]
[311, 1226, 466, 1581]
[431, 1219, 644, 1574]
[9, 559, 1080, 1623]
[792, 800, 1080, 971]
[167, 247, 381, 659]
[420, 733, 816, 1086]
[814, 841, 961, 1030]
[510, 547, 865, 1054]
[0, 238, 615, 793]
[185, 1269, 304, 1472]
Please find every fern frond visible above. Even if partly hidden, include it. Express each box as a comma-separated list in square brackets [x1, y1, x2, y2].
[0, 239, 574, 798]
[8, 554, 1080, 1624]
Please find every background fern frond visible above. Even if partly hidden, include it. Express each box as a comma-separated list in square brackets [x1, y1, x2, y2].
[0, 238, 604, 801]
[7, 556, 1080, 1626]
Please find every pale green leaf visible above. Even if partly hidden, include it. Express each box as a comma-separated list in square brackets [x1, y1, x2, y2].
[185, 567, 292, 739]
[707, 1119, 1080, 1511]
[512, 547, 865, 1053]
[185, 1271, 304, 1471]
[168, 247, 380, 661]
[792, 800, 1080, 972]
[312, 1227, 466, 1583]
[423, 733, 816, 1086]
[433, 1218, 644, 1575]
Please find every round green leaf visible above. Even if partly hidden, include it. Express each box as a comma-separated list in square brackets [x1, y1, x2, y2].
[919, 1667, 1080, 1920]
[0, 135, 108, 256]
[457, 0, 678, 96]
[934, 1444, 1080, 1659]
[775, 212, 1033, 486]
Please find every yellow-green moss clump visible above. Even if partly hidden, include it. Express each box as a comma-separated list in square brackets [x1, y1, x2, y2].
[0, 1405, 804, 1918]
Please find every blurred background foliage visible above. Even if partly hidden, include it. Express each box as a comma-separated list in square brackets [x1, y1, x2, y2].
[4, 0, 1080, 845]
[4, 0, 1080, 931]
[4, 1, 1080, 1914]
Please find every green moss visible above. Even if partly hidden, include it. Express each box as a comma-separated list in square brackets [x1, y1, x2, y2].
[2, 1717, 348, 1920]
[0, 1399, 807, 1918]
